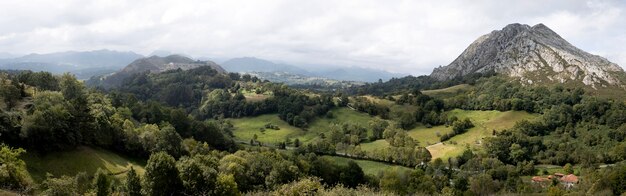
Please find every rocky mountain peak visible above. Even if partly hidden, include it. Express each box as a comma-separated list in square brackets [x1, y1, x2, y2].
[431, 23, 625, 90]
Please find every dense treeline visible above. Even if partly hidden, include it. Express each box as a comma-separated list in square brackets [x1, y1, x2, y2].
[442, 77, 586, 113]
[0, 71, 237, 157]
[349, 71, 496, 96]
[394, 90, 448, 129]
[300, 121, 432, 167]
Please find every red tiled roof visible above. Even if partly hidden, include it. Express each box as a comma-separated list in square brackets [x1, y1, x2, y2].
[532, 176, 549, 182]
[560, 174, 579, 183]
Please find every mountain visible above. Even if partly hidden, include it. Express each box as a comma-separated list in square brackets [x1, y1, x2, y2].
[88, 55, 225, 87]
[222, 57, 310, 75]
[430, 23, 626, 90]
[0, 50, 143, 79]
[222, 57, 406, 83]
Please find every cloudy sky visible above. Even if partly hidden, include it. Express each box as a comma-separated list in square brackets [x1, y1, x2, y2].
[0, 0, 624, 75]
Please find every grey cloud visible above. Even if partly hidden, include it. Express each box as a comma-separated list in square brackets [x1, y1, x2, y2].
[0, 0, 624, 75]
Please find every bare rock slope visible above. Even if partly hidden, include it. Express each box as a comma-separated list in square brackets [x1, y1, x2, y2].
[431, 23, 625, 89]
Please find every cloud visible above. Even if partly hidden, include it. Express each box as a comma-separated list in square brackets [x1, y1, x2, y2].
[0, 0, 624, 75]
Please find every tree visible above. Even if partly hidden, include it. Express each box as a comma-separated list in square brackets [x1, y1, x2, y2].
[125, 167, 141, 196]
[41, 174, 76, 196]
[177, 154, 219, 195]
[93, 168, 111, 196]
[399, 112, 416, 130]
[469, 174, 499, 196]
[294, 138, 301, 147]
[140, 124, 183, 158]
[274, 177, 322, 196]
[379, 168, 408, 195]
[509, 143, 527, 163]
[142, 152, 183, 196]
[215, 173, 240, 196]
[339, 161, 365, 188]
[74, 172, 90, 194]
[369, 118, 389, 140]
[20, 91, 78, 152]
[0, 145, 32, 191]
[563, 163, 574, 175]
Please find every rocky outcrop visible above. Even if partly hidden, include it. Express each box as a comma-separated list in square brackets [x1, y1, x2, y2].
[430, 23, 625, 89]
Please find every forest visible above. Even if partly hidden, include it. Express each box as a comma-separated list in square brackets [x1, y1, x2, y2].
[1, 67, 626, 195]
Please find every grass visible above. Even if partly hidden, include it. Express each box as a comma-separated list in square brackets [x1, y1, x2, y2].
[359, 109, 538, 162]
[322, 155, 412, 176]
[230, 107, 382, 145]
[407, 125, 451, 146]
[534, 165, 581, 176]
[21, 146, 145, 182]
[240, 88, 272, 102]
[307, 108, 380, 141]
[0, 189, 18, 196]
[426, 109, 538, 161]
[421, 84, 472, 98]
[230, 114, 306, 144]
[359, 140, 390, 152]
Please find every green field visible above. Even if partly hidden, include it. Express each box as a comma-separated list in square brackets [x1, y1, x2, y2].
[322, 155, 412, 176]
[425, 109, 538, 160]
[360, 109, 538, 161]
[230, 114, 306, 144]
[230, 107, 381, 145]
[240, 88, 272, 102]
[308, 107, 379, 137]
[422, 84, 472, 98]
[359, 139, 390, 152]
[21, 147, 145, 182]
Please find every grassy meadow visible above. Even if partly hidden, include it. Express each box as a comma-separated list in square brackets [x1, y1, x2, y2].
[361, 109, 538, 161]
[21, 147, 145, 182]
[322, 155, 412, 176]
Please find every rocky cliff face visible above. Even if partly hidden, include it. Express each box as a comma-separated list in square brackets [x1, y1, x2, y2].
[430, 23, 625, 89]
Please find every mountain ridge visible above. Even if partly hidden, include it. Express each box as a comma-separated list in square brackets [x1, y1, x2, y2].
[0, 49, 143, 79]
[222, 57, 406, 82]
[430, 23, 625, 90]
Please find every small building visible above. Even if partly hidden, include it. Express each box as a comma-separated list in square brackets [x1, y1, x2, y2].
[560, 174, 579, 189]
[531, 173, 579, 189]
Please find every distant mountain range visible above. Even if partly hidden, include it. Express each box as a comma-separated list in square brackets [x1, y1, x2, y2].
[221, 57, 406, 82]
[431, 23, 626, 90]
[0, 50, 143, 79]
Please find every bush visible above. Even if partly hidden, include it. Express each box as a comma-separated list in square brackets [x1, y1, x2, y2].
[0, 145, 32, 192]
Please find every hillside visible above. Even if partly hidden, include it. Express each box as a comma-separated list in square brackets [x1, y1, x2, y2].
[21, 147, 145, 182]
[431, 23, 626, 92]
[88, 55, 226, 88]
